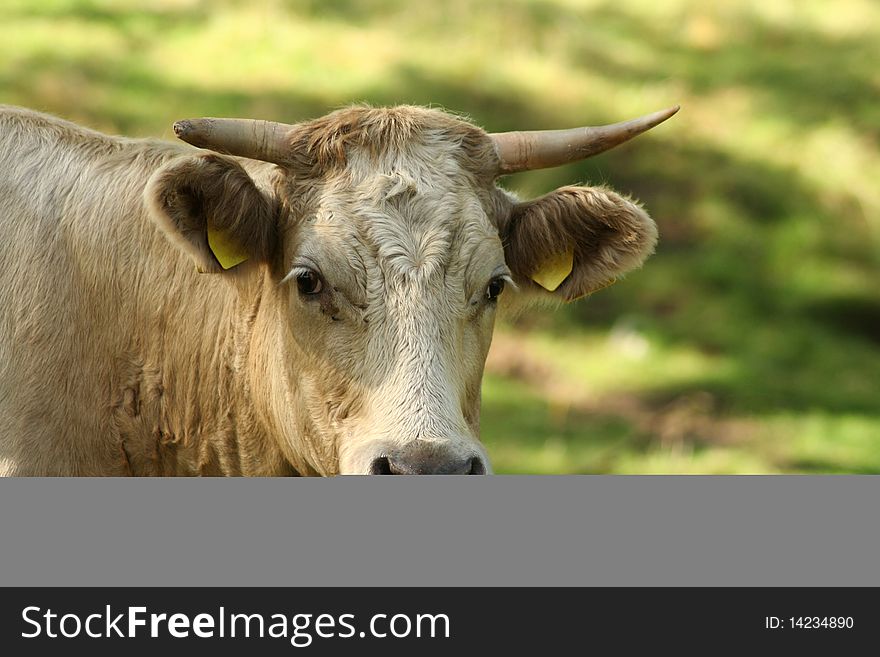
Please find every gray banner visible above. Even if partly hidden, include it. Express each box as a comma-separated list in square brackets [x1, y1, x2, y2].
[0, 477, 876, 587]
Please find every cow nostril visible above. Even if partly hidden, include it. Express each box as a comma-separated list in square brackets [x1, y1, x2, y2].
[467, 457, 486, 475]
[369, 456, 394, 475]
[369, 452, 487, 475]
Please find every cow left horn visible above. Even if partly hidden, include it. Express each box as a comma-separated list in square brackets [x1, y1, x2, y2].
[490, 105, 679, 175]
[173, 118, 294, 164]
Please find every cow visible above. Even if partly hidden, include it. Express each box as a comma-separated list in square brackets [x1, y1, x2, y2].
[0, 102, 677, 476]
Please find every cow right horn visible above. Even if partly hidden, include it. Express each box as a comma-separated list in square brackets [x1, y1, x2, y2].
[490, 105, 680, 175]
[173, 118, 294, 164]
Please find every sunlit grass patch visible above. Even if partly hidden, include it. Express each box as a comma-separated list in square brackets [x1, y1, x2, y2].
[481, 373, 643, 474]
[757, 413, 880, 474]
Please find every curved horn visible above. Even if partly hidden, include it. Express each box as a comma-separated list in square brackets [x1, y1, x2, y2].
[490, 105, 679, 175]
[172, 118, 295, 164]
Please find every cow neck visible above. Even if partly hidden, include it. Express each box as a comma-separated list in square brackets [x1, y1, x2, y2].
[116, 262, 295, 476]
[243, 273, 327, 477]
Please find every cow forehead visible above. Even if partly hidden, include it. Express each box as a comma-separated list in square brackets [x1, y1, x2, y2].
[290, 154, 502, 275]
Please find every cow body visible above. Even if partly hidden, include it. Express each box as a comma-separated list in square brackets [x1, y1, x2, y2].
[0, 107, 293, 475]
[0, 104, 665, 476]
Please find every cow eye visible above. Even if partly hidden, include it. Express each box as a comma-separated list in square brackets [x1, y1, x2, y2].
[296, 270, 323, 296]
[486, 277, 505, 302]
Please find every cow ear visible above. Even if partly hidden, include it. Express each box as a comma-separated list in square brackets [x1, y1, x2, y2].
[501, 185, 658, 302]
[145, 153, 277, 273]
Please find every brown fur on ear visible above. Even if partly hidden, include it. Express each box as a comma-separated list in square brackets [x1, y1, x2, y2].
[503, 185, 658, 301]
[145, 153, 278, 272]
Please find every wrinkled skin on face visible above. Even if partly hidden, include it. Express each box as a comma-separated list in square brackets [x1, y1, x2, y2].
[278, 154, 504, 474]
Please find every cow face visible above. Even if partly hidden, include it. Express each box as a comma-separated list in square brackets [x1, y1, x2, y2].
[146, 106, 671, 474]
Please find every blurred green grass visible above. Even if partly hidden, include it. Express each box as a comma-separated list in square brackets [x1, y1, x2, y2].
[1, 0, 878, 473]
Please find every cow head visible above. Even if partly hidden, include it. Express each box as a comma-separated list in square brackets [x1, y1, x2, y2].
[145, 105, 676, 474]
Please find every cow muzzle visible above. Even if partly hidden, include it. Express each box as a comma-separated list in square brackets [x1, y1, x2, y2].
[366, 442, 489, 475]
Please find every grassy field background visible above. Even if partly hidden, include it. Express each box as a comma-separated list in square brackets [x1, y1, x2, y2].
[2, 0, 877, 473]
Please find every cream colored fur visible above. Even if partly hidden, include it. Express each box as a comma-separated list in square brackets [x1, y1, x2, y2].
[0, 104, 657, 476]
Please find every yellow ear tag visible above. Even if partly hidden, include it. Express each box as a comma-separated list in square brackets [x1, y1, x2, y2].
[207, 227, 248, 270]
[531, 247, 574, 292]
